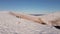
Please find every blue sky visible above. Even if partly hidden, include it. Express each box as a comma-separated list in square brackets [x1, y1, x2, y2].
[0, 0, 60, 14]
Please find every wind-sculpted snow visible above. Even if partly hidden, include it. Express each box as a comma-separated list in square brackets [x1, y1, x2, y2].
[0, 12, 60, 34]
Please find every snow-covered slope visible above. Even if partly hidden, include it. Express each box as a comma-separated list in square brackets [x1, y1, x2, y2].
[0, 12, 60, 34]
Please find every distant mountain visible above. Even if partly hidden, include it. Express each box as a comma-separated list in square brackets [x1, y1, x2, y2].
[30, 14, 45, 16]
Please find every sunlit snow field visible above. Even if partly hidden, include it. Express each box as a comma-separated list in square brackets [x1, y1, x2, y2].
[0, 12, 60, 34]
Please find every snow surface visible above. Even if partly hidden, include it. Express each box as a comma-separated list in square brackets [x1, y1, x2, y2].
[0, 12, 60, 34]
